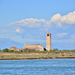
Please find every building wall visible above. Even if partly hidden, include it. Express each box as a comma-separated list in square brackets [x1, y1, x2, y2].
[46, 33, 51, 51]
[24, 44, 44, 51]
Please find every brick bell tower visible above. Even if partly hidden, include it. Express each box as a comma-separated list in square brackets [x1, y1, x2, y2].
[46, 33, 51, 51]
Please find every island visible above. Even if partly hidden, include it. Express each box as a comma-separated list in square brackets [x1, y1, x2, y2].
[0, 33, 75, 60]
[0, 48, 75, 60]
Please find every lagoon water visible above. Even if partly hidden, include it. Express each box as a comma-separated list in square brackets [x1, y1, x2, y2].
[0, 59, 75, 75]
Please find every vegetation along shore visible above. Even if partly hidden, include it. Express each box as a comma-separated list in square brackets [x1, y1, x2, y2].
[0, 48, 75, 60]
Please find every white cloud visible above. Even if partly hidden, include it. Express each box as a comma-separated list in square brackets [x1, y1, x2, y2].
[49, 13, 62, 27]
[50, 11, 75, 27]
[8, 11, 75, 30]
[70, 34, 75, 39]
[16, 28, 21, 33]
[57, 33, 68, 38]
[52, 33, 75, 44]
[9, 18, 46, 28]
[52, 39, 75, 43]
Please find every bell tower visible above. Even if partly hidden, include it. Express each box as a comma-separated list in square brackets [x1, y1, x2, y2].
[46, 33, 51, 51]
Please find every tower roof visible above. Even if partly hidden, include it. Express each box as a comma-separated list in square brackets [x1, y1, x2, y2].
[11, 46, 16, 48]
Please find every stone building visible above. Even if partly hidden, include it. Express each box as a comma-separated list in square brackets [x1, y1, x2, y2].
[8, 33, 51, 52]
[9, 46, 19, 51]
[22, 44, 44, 51]
[46, 33, 51, 51]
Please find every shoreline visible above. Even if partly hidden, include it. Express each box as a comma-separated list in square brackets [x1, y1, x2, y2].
[0, 52, 75, 60]
[0, 57, 75, 60]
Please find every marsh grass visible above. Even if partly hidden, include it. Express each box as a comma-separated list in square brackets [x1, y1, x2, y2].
[0, 49, 75, 60]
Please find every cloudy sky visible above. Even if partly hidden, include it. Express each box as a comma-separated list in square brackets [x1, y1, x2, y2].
[0, 0, 75, 50]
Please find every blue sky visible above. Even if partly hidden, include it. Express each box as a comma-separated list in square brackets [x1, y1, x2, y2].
[0, 0, 75, 50]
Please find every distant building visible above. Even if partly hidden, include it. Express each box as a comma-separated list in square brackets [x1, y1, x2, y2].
[22, 44, 44, 51]
[9, 33, 51, 52]
[9, 46, 19, 51]
[46, 33, 51, 51]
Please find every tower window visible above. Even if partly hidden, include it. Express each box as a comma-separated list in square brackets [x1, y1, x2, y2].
[47, 34, 49, 36]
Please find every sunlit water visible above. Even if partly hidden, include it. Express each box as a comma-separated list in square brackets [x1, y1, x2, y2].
[0, 59, 75, 75]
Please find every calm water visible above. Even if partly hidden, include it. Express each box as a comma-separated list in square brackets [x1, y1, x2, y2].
[0, 59, 75, 75]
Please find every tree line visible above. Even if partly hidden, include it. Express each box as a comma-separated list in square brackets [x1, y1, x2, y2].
[0, 48, 75, 53]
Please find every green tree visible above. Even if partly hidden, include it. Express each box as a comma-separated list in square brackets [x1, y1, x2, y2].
[2, 48, 8, 52]
[8, 50, 14, 53]
[53, 48, 58, 51]
[20, 50, 23, 52]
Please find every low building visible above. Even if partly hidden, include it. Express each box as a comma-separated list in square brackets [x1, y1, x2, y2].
[22, 44, 44, 51]
[9, 46, 19, 51]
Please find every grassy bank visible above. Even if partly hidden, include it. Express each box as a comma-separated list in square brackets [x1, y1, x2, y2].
[0, 49, 75, 60]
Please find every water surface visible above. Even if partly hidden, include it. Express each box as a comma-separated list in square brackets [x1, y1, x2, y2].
[0, 59, 75, 75]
